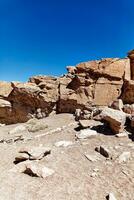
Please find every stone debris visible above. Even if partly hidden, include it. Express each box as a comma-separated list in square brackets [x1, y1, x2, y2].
[95, 145, 111, 158]
[54, 140, 73, 147]
[11, 161, 55, 178]
[118, 152, 131, 163]
[79, 119, 103, 128]
[23, 162, 55, 178]
[115, 131, 129, 138]
[16, 146, 51, 161]
[123, 104, 134, 114]
[106, 193, 117, 200]
[76, 129, 98, 139]
[0, 135, 24, 144]
[100, 107, 126, 134]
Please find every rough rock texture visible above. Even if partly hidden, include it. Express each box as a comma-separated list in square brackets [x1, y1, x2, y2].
[100, 107, 126, 134]
[0, 113, 134, 200]
[0, 56, 132, 124]
[122, 80, 134, 104]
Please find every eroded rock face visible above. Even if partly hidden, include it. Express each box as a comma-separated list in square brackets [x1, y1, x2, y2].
[0, 56, 132, 124]
[58, 58, 130, 112]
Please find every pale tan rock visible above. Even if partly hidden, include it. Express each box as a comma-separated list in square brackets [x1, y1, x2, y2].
[76, 129, 98, 139]
[76, 58, 126, 79]
[15, 153, 30, 162]
[100, 107, 126, 134]
[0, 81, 13, 97]
[24, 162, 55, 178]
[54, 141, 73, 147]
[79, 119, 103, 128]
[115, 131, 129, 138]
[19, 146, 51, 160]
[66, 66, 76, 74]
[0, 99, 11, 108]
[94, 78, 123, 106]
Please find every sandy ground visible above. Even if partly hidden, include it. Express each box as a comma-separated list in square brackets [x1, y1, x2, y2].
[0, 113, 134, 200]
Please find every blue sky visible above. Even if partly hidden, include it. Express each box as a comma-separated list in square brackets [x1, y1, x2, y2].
[0, 0, 134, 81]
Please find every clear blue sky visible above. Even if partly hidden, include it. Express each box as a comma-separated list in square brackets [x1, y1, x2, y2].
[0, 0, 134, 81]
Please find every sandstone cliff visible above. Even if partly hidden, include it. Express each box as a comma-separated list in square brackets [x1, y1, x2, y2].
[0, 51, 134, 124]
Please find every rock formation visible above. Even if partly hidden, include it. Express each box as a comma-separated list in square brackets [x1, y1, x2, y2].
[0, 51, 134, 124]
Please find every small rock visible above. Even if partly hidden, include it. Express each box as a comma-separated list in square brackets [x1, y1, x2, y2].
[0, 123, 5, 127]
[79, 119, 103, 128]
[90, 172, 98, 177]
[24, 162, 54, 178]
[9, 125, 27, 134]
[54, 141, 73, 147]
[15, 153, 30, 162]
[76, 129, 98, 139]
[118, 152, 131, 163]
[93, 168, 99, 172]
[115, 131, 129, 138]
[95, 145, 111, 158]
[106, 193, 117, 200]
[123, 104, 134, 115]
[19, 146, 51, 160]
[75, 109, 82, 120]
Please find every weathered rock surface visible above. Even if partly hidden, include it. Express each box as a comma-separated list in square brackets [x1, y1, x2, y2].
[76, 129, 98, 139]
[100, 107, 126, 134]
[0, 54, 132, 124]
[19, 146, 51, 160]
[54, 140, 73, 147]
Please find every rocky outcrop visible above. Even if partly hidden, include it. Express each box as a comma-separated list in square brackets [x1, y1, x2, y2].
[0, 53, 133, 124]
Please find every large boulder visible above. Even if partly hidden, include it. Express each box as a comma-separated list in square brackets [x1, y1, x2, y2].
[100, 107, 126, 134]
